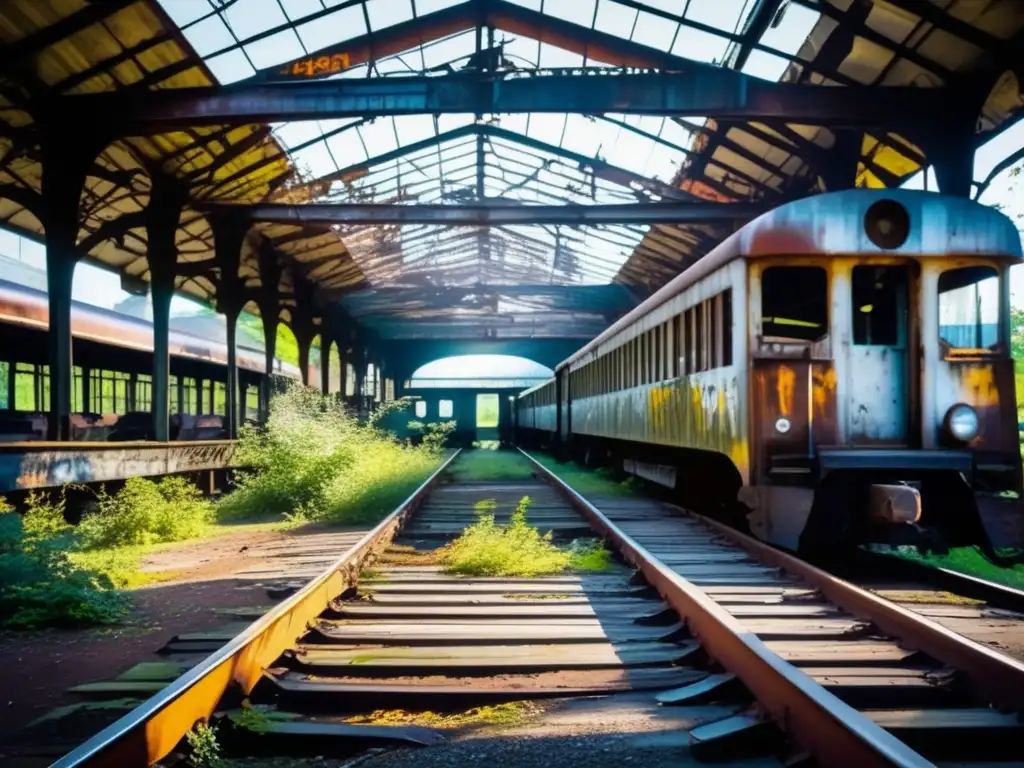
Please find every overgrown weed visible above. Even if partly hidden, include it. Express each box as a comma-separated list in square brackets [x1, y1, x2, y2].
[0, 499, 128, 630]
[77, 476, 213, 549]
[218, 388, 444, 525]
[438, 496, 611, 577]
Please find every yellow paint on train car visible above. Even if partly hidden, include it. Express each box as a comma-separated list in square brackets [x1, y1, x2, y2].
[958, 364, 1000, 406]
[776, 365, 796, 417]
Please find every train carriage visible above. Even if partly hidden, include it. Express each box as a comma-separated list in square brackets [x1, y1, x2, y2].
[518, 189, 1024, 558]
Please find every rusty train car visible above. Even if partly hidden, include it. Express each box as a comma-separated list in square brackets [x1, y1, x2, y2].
[517, 189, 1023, 557]
[0, 276, 309, 440]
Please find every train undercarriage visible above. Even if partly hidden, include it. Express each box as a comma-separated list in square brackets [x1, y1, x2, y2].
[522, 430, 1021, 566]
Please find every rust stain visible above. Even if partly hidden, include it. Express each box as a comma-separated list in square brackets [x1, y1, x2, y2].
[776, 365, 796, 417]
[812, 366, 837, 416]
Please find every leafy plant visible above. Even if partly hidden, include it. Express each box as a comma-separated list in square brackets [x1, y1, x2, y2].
[0, 503, 127, 630]
[218, 387, 443, 525]
[77, 476, 213, 549]
[185, 722, 223, 768]
[439, 496, 613, 578]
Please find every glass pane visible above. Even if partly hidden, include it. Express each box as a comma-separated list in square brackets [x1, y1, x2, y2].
[15, 363, 36, 411]
[852, 266, 907, 346]
[761, 267, 829, 341]
[438, 399, 453, 418]
[214, 382, 227, 415]
[938, 266, 999, 350]
[415, 400, 427, 418]
[0, 361, 8, 410]
[476, 394, 499, 427]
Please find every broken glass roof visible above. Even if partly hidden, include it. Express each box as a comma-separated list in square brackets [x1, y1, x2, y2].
[156, 0, 819, 303]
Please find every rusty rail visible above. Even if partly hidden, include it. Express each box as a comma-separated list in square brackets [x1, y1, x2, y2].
[683, 502, 1024, 711]
[519, 448, 932, 768]
[51, 449, 462, 768]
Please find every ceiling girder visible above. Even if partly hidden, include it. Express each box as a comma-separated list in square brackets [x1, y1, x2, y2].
[200, 200, 768, 227]
[60, 69, 948, 134]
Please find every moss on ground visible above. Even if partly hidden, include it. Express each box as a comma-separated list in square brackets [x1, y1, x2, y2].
[346, 701, 542, 729]
[446, 448, 534, 482]
[889, 546, 1024, 591]
[528, 454, 644, 497]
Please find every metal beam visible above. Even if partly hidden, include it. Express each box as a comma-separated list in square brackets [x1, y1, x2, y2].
[200, 200, 768, 227]
[63, 69, 945, 134]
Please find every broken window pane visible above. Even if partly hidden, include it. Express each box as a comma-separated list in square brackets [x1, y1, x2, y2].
[761, 266, 828, 342]
[852, 266, 907, 346]
[939, 266, 999, 350]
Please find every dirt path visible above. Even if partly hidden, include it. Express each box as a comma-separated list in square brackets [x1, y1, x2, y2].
[0, 523, 368, 745]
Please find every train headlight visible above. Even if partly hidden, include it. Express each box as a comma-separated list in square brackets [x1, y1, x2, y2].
[774, 417, 791, 434]
[944, 404, 979, 442]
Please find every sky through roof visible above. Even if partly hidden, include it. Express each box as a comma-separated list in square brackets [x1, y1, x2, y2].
[156, 0, 819, 293]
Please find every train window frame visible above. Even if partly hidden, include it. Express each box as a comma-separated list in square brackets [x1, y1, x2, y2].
[760, 266, 830, 343]
[937, 265, 1002, 354]
[438, 399, 453, 418]
[722, 290, 733, 366]
[851, 265, 908, 347]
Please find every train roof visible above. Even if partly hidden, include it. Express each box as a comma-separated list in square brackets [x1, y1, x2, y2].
[0, 278, 304, 379]
[559, 190, 1023, 371]
[517, 377, 556, 399]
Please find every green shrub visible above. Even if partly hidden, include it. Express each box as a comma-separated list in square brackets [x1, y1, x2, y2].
[0, 505, 127, 630]
[439, 496, 612, 577]
[219, 387, 443, 525]
[77, 476, 214, 549]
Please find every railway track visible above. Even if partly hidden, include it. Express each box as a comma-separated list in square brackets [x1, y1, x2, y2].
[53, 449, 1024, 767]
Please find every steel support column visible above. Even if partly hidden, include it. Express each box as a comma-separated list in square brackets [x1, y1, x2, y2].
[147, 175, 187, 442]
[319, 330, 332, 396]
[211, 214, 249, 439]
[296, 333, 312, 388]
[39, 134, 95, 440]
[290, 268, 319, 389]
[225, 310, 240, 438]
[257, 240, 283, 417]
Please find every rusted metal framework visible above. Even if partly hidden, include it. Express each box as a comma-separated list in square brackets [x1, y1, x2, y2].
[0, 0, 1020, 442]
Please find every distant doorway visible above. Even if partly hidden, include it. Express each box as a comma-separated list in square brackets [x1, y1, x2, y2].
[476, 394, 499, 428]
[476, 393, 500, 442]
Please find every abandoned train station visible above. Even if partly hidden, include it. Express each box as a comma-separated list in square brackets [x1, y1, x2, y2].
[0, 0, 1020, 478]
[4, 2, 1024, 767]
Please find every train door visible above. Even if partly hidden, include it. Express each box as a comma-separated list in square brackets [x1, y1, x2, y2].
[848, 264, 911, 444]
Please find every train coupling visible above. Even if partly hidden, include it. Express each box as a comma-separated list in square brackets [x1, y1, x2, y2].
[866, 483, 921, 525]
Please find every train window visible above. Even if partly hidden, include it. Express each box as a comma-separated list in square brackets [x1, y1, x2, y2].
[938, 266, 1000, 350]
[415, 400, 427, 418]
[438, 399, 453, 418]
[170, 376, 179, 414]
[245, 385, 260, 422]
[695, 305, 705, 371]
[15, 363, 37, 411]
[214, 381, 227, 415]
[722, 290, 733, 366]
[852, 266, 907, 346]
[135, 374, 153, 411]
[761, 267, 828, 341]
[181, 377, 197, 414]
